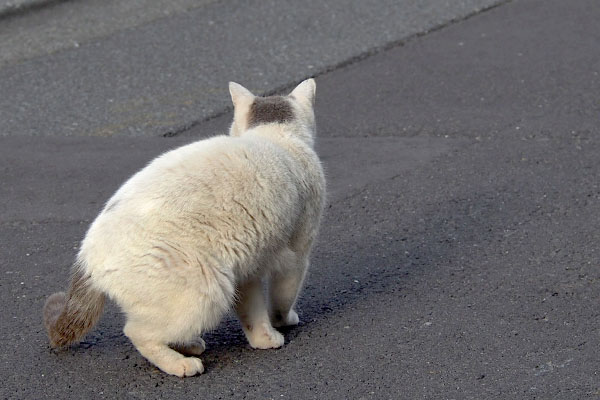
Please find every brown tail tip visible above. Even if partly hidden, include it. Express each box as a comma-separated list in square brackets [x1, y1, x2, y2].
[43, 292, 68, 348]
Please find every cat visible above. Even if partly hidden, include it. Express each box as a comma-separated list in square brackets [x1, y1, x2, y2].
[43, 78, 326, 377]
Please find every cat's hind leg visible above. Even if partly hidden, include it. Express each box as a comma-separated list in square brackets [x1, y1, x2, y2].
[124, 320, 204, 377]
[235, 277, 284, 349]
[268, 247, 308, 328]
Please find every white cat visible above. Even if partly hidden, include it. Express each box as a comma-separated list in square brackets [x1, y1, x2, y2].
[43, 79, 326, 377]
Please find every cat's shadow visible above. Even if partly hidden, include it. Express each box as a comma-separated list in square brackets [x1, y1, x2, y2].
[192, 315, 302, 374]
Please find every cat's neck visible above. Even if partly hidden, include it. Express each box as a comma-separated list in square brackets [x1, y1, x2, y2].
[243, 124, 314, 149]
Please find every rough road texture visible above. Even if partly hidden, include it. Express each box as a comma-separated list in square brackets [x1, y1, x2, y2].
[0, 0, 502, 137]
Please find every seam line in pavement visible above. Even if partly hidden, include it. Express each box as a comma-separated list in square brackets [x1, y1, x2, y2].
[163, 0, 513, 138]
[0, 0, 72, 21]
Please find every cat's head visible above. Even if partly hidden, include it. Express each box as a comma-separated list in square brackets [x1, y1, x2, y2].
[228, 79, 316, 145]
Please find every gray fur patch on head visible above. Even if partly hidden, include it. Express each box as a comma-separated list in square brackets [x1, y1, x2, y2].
[248, 96, 294, 127]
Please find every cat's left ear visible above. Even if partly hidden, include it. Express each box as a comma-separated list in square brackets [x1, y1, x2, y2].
[290, 78, 316, 107]
[229, 82, 255, 108]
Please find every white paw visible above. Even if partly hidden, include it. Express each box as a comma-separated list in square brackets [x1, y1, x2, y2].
[272, 309, 299, 328]
[163, 357, 204, 377]
[248, 323, 285, 349]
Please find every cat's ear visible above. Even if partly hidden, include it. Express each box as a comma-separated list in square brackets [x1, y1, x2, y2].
[229, 82, 255, 108]
[228, 82, 254, 136]
[289, 78, 316, 106]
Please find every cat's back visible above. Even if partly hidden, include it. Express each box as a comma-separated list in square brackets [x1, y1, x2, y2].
[82, 135, 303, 265]
[110, 134, 295, 208]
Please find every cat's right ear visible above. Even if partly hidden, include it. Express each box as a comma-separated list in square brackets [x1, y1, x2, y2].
[289, 78, 316, 107]
[229, 82, 254, 108]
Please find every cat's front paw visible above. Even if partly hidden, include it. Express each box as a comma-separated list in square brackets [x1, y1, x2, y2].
[162, 356, 204, 377]
[247, 322, 285, 349]
[271, 309, 299, 328]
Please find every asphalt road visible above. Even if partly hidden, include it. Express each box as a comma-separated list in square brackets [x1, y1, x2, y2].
[2, 0, 600, 398]
[0, 0, 502, 137]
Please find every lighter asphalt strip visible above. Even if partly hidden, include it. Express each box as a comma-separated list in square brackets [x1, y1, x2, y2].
[0, 0, 503, 138]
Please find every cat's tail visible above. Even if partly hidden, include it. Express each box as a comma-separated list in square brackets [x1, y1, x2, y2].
[43, 260, 105, 348]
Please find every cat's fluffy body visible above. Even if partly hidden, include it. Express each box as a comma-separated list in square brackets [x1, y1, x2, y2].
[43, 79, 325, 377]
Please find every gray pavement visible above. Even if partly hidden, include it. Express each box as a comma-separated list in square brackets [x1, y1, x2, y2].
[0, 0, 218, 65]
[2, 0, 600, 398]
[0, 0, 56, 18]
[0, 0, 502, 138]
